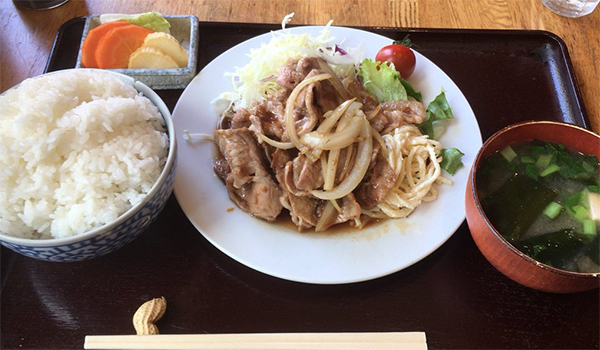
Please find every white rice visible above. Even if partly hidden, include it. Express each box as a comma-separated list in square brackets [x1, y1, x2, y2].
[0, 70, 168, 239]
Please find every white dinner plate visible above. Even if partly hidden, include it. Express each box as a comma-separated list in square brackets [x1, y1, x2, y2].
[171, 25, 483, 284]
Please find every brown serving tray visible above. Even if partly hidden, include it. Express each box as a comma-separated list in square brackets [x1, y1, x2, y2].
[1, 18, 597, 350]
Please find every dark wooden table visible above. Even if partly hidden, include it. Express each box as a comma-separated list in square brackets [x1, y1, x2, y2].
[2, 20, 599, 350]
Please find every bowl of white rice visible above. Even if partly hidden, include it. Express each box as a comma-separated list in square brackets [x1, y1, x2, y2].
[0, 69, 176, 261]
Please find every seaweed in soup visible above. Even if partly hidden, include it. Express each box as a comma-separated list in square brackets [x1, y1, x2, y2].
[477, 140, 600, 273]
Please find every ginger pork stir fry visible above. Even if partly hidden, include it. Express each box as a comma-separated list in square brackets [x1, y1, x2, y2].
[214, 57, 448, 231]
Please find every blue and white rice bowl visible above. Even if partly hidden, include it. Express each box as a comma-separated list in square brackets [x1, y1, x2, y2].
[0, 69, 177, 262]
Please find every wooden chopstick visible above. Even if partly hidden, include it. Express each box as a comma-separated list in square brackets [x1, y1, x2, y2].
[84, 332, 427, 350]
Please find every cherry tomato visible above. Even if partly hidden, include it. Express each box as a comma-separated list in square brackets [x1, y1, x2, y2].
[375, 42, 416, 78]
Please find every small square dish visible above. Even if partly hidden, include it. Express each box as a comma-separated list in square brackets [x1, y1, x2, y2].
[76, 15, 199, 90]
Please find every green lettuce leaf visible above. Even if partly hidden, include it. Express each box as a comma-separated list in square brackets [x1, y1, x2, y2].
[99, 12, 171, 33]
[358, 59, 407, 102]
[418, 91, 453, 139]
[438, 147, 464, 175]
[400, 77, 422, 102]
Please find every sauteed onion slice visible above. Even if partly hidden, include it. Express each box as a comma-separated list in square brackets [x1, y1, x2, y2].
[311, 118, 372, 200]
[284, 73, 332, 151]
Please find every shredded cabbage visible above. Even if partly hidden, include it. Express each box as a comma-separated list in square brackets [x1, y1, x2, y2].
[214, 13, 363, 110]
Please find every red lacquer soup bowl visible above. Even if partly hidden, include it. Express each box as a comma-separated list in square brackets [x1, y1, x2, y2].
[465, 121, 600, 293]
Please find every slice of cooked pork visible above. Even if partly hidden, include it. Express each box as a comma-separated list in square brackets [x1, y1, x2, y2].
[229, 107, 252, 129]
[315, 193, 362, 231]
[354, 153, 398, 209]
[284, 193, 323, 230]
[249, 101, 286, 139]
[272, 149, 323, 230]
[292, 154, 324, 192]
[214, 127, 283, 221]
[224, 175, 284, 222]
[370, 100, 427, 134]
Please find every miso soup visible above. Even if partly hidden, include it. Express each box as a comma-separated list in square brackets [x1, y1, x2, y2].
[476, 140, 600, 273]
